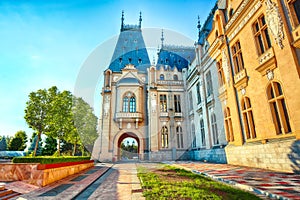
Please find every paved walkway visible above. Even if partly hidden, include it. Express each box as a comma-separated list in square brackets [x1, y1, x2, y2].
[10, 163, 144, 200]
[170, 161, 300, 200]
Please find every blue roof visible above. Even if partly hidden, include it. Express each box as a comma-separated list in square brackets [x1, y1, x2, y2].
[108, 29, 150, 72]
[198, 3, 218, 45]
[156, 45, 195, 71]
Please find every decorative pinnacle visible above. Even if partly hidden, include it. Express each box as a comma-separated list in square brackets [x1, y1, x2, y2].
[121, 10, 124, 31]
[197, 15, 201, 41]
[139, 11, 142, 28]
[161, 29, 164, 48]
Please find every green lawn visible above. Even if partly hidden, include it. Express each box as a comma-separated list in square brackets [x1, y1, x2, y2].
[137, 164, 261, 200]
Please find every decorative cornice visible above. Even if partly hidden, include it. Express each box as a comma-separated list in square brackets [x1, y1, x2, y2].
[228, 1, 262, 41]
[225, 0, 251, 31]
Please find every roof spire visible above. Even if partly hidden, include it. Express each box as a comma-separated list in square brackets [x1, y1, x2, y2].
[139, 11, 142, 28]
[197, 15, 201, 41]
[121, 10, 124, 32]
[161, 29, 164, 48]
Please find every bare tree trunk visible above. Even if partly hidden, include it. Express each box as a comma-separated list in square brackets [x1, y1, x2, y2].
[57, 138, 60, 156]
[33, 132, 41, 157]
[73, 141, 77, 156]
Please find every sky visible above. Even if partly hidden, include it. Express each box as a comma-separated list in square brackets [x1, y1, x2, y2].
[0, 0, 217, 138]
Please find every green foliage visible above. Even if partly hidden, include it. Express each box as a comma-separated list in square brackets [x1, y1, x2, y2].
[137, 165, 262, 200]
[71, 97, 98, 153]
[8, 130, 27, 151]
[120, 141, 138, 159]
[24, 86, 98, 157]
[42, 136, 57, 156]
[28, 135, 42, 156]
[0, 137, 8, 151]
[12, 156, 91, 164]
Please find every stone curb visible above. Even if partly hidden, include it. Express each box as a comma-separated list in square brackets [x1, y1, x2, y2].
[172, 164, 290, 200]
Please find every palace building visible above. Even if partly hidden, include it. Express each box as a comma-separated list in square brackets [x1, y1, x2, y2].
[93, 0, 300, 173]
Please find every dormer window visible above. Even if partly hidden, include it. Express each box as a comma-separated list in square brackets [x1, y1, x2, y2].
[160, 74, 165, 80]
[173, 74, 178, 81]
[128, 58, 132, 63]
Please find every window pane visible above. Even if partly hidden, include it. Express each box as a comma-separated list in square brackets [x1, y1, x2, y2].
[258, 35, 265, 53]
[264, 29, 272, 49]
[294, 0, 300, 24]
[272, 102, 282, 134]
[280, 99, 292, 133]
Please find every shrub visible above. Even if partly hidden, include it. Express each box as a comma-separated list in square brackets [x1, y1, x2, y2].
[12, 156, 90, 164]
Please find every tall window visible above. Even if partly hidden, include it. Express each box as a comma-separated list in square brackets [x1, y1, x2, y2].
[206, 71, 213, 97]
[191, 124, 196, 148]
[129, 97, 136, 112]
[123, 97, 129, 112]
[196, 82, 201, 104]
[189, 91, 193, 111]
[200, 119, 206, 147]
[224, 107, 234, 142]
[160, 95, 167, 112]
[217, 60, 225, 86]
[123, 94, 136, 112]
[160, 74, 165, 80]
[176, 126, 183, 148]
[231, 41, 244, 74]
[174, 95, 181, 112]
[241, 97, 256, 139]
[287, 0, 300, 27]
[211, 114, 219, 145]
[161, 126, 168, 148]
[267, 82, 291, 134]
[253, 15, 272, 55]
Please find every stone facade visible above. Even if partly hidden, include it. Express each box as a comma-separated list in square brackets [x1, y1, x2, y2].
[205, 0, 300, 172]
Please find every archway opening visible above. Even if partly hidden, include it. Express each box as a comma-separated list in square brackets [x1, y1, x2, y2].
[117, 133, 139, 161]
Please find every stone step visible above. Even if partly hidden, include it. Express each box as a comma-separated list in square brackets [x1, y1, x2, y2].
[0, 189, 14, 197]
[0, 187, 21, 199]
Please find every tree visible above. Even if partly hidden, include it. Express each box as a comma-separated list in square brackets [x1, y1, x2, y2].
[8, 130, 27, 151]
[24, 87, 52, 156]
[72, 97, 98, 154]
[0, 137, 8, 151]
[47, 90, 75, 156]
[42, 136, 57, 156]
[28, 135, 42, 156]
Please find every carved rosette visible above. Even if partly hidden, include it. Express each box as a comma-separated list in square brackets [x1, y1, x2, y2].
[265, 0, 284, 49]
[222, 49, 230, 84]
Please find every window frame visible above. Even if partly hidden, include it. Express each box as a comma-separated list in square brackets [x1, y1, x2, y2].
[231, 41, 244, 74]
[241, 97, 257, 139]
[252, 15, 272, 55]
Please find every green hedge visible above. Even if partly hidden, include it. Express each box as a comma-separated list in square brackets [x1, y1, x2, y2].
[12, 156, 91, 164]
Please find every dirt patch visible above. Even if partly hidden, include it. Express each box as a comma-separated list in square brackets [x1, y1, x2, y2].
[153, 169, 192, 182]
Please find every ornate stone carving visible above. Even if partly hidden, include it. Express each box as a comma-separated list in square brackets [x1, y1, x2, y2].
[103, 95, 110, 117]
[266, 69, 274, 80]
[265, 0, 284, 49]
[151, 93, 157, 112]
[222, 49, 230, 84]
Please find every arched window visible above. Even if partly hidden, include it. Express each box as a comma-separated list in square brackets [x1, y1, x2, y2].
[224, 107, 234, 142]
[229, 9, 234, 18]
[123, 97, 129, 112]
[176, 126, 183, 148]
[160, 74, 165, 80]
[129, 96, 136, 112]
[217, 60, 225, 86]
[123, 92, 136, 113]
[191, 124, 196, 148]
[161, 126, 168, 148]
[211, 114, 219, 144]
[173, 74, 178, 81]
[200, 119, 206, 147]
[267, 82, 291, 134]
[241, 97, 256, 139]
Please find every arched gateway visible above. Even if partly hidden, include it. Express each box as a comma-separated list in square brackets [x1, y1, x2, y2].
[91, 12, 193, 162]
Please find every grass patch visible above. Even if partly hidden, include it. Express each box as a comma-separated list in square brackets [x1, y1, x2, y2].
[137, 164, 261, 200]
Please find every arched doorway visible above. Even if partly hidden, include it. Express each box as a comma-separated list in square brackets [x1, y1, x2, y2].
[117, 132, 140, 161]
